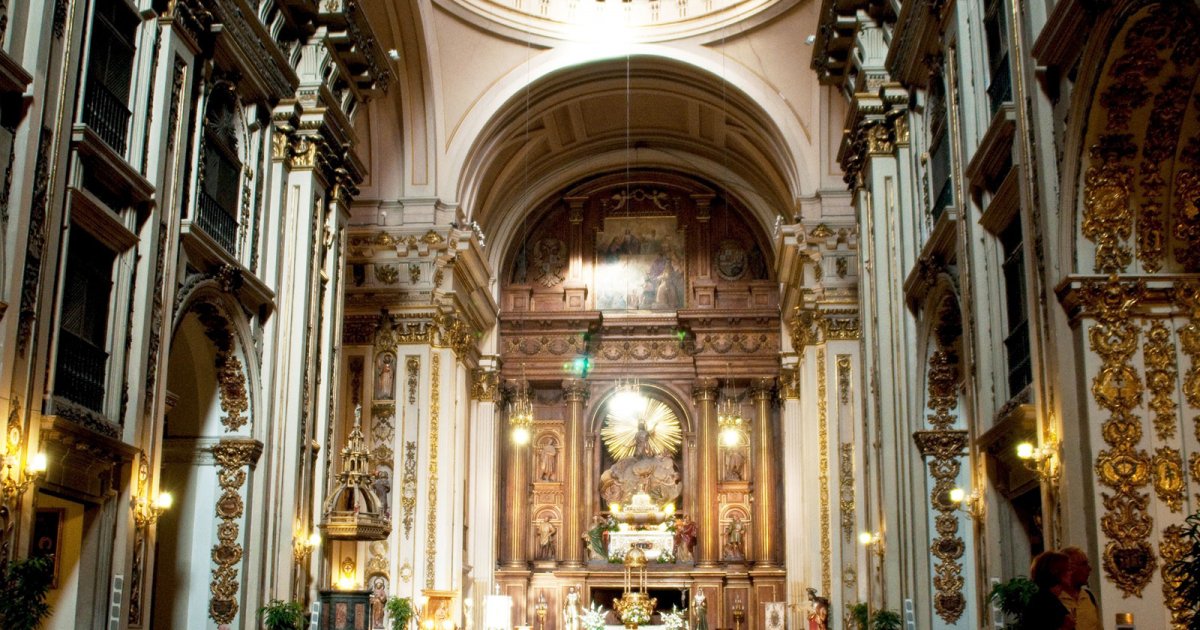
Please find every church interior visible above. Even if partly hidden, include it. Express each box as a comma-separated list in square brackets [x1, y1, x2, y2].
[0, 0, 1197, 629]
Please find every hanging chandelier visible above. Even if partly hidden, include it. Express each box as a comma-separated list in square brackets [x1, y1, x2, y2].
[509, 377, 535, 445]
[717, 367, 744, 447]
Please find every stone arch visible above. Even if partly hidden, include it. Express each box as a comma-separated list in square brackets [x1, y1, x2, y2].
[1063, 1, 1200, 275]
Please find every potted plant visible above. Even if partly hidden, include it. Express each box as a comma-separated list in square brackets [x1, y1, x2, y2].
[847, 603, 869, 630]
[1168, 510, 1200, 630]
[386, 596, 415, 630]
[260, 599, 305, 630]
[871, 609, 901, 630]
[0, 555, 54, 630]
[987, 576, 1037, 629]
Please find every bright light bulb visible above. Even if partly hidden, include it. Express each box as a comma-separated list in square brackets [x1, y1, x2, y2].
[307, 531, 322, 548]
[663, 503, 675, 515]
[337, 575, 356, 590]
[948, 488, 965, 504]
[609, 503, 621, 513]
[1016, 442, 1035, 460]
[154, 492, 173, 510]
[511, 426, 531, 445]
[27, 452, 47, 474]
[721, 428, 741, 447]
[858, 531, 875, 546]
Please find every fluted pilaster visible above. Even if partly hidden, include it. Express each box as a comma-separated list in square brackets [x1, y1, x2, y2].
[693, 379, 720, 567]
[751, 378, 779, 567]
[561, 379, 589, 567]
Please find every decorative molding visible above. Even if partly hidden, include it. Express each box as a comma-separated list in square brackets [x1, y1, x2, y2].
[818, 348, 831, 596]
[471, 368, 501, 402]
[1161, 524, 1190, 627]
[1143, 321, 1178, 440]
[193, 301, 249, 432]
[424, 354, 440, 588]
[836, 355, 852, 405]
[407, 357, 419, 405]
[838, 443, 854, 540]
[1151, 447, 1185, 513]
[401, 441, 417, 539]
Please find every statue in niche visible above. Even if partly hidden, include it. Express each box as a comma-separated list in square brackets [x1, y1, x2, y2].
[372, 467, 392, 518]
[538, 439, 558, 481]
[692, 590, 709, 630]
[723, 514, 746, 561]
[536, 516, 558, 560]
[562, 586, 582, 630]
[724, 448, 746, 481]
[374, 353, 395, 400]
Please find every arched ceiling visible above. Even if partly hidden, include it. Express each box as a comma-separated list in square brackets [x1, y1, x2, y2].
[437, 0, 792, 43]
[460, 56, 800, 267]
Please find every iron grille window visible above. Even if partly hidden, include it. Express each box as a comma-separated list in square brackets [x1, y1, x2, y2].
[55, 229, 116, 412]
[928, 75, 953, 222]
[1000, 219, 1032, 397]
[984, 0, 1012, 116]
[197, 93, 241, 253]
[83, 0, 138, 153]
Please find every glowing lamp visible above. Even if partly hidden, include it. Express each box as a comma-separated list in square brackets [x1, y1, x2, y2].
[27, 452, 47, 474]
[154, 492, 174, 510]
[1016, 442, 1035, 460]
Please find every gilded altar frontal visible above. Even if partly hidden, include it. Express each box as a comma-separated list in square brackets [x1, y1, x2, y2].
[1, 1, 1198, 629]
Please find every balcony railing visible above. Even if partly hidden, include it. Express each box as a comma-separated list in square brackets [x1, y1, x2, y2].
[196, 190, 239, 255]
[83, 81, 131, 154]
[987, 55, 1013, 118]
[55, 330, 109, 413]
[1004, 319, 1032, 397]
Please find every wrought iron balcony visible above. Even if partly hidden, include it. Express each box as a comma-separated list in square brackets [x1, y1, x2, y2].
[55, 330, 109, 413]
[83, 81, 131, 154]
[196, 189, 239, 255]
[987, 55, 1013, 118]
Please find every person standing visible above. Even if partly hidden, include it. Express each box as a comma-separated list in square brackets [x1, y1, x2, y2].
[1025, 551, 1076, 630]
[1059, 547, 1100, 630]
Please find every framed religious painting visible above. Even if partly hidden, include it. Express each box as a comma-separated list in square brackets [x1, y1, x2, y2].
[594, 216, 686, 311]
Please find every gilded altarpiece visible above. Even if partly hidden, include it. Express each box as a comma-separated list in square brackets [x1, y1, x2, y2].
[496, 171, 783, 630]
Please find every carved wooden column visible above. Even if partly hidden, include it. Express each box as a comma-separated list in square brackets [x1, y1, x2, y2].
[502, 407, 530, 568]
[693, 379, 720, 566]
[691, 194, 716, 307]
[751, 378, 779, 567]
[561, 379, 589, 567]
[563, 196, 588, 309]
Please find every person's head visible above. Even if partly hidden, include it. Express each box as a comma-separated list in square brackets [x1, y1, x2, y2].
[1062, 546, 1092, 588]
[1030, 550, 1071, 591]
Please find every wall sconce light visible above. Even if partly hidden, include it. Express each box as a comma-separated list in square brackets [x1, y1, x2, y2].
[534, 593, 548, 630]
[858, 530, 884, 557]
[131, 491, 173, 527]
[731, 596, 746, 630]
[948, 487, 983, 520]
[292, 530, 321, 563]
[1, 450, 47, 505]
[1016, 434, 1060, 483]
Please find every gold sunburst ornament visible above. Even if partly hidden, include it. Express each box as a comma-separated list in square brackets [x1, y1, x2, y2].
[601, 393, 682, 460]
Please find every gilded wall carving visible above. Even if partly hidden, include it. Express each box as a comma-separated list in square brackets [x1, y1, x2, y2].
[194, 301, 250, 432]
[424, 354, 440, 588]
[838, 443, 855, 540]
[209, 439, 262, 624]
[818, 348, 831, 596]
[1144, 321, 1179, 440]
[401, 441, 417, 539]
[1160, 524, 1191, 628]
[1081, 277, 1155, 596]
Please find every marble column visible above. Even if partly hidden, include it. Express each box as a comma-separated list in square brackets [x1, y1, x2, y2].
[693, 379, 720, 567]
[751, 378, 778, 567]
[502, 406, 530, 568]
[561, 379, 589, 567]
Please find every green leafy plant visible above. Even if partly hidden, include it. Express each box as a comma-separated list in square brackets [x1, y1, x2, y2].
[871, 609, 902, 630]
[259, 599, 305, 630]
[848, 602, 869, 630]
[387, 596, 415, 630]
[1169, 510, 1200, 630]
[0, 555, 54, 630]
[988, 576, 1037, 630]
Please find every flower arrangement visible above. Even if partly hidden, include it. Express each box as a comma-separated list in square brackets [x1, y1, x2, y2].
[661, 606, 688, 630]
[582, 602, 609, 630]
[618, 603, 651, 627]
[656, 548, 676, 564]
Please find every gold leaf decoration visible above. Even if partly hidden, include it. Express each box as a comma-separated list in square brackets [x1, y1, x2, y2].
[601, 398, 682, 461]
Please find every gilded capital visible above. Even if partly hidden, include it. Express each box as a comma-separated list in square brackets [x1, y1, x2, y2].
[472, 368, 501, 402]
[562, 379, 589, 402]
[749, 377, 775, 401]
[692, 378, 720, 402]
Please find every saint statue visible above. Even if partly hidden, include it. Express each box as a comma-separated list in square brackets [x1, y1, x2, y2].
[724, 515, 746, 561]
[725, 448, 746, 481]
[562, 586, 582, 630]
[674, 516, 698, 563]
[806, 588, 829, 630]
[693, 590, 709, 630]
[375, 353, 395, 399]
[633, 419, 652, 458]
[539, 440, 558, 481]
[537, 516, 558, 560]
